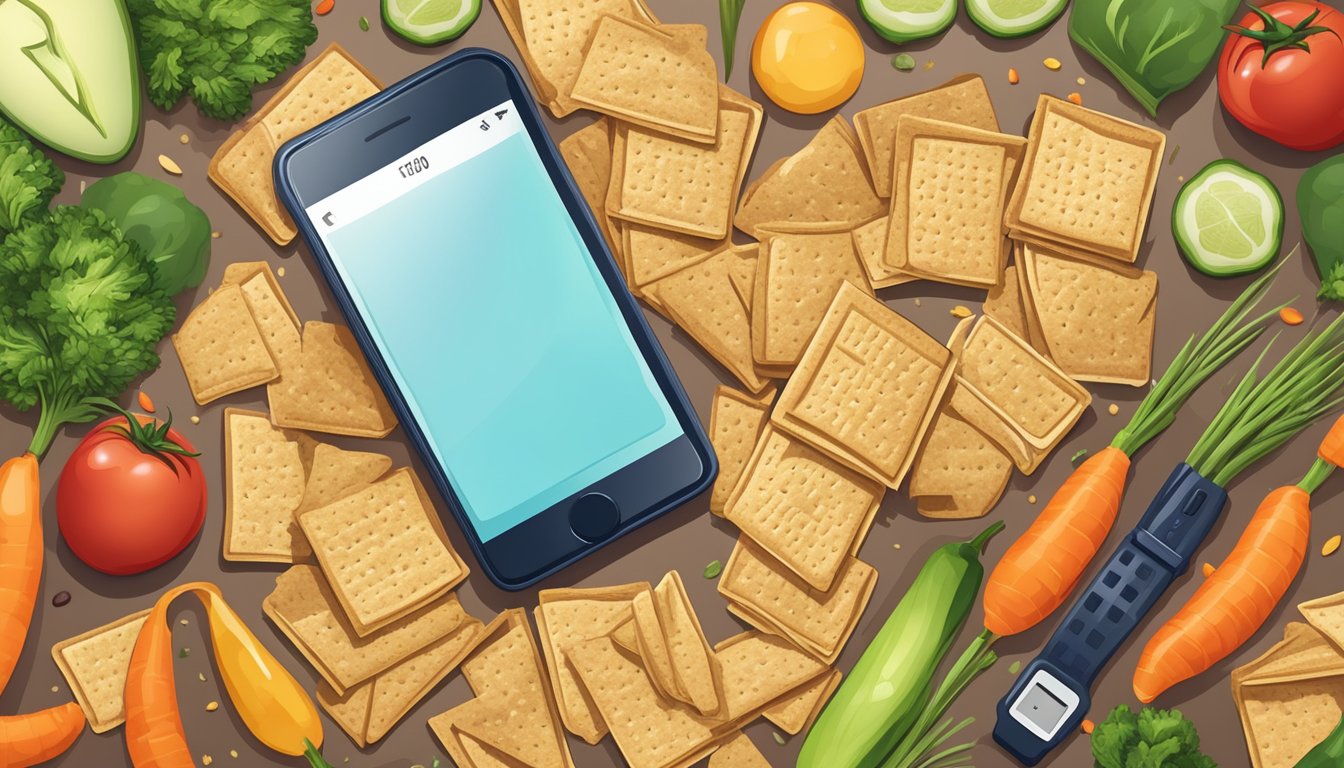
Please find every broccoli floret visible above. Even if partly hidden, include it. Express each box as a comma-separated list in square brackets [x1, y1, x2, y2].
[0, 119, 64, 236]
[1319, 260, 1344, 303]
[1092, 705, 1216, 768]
[0, 206, 175, 456]
[127, 0, 318, 121]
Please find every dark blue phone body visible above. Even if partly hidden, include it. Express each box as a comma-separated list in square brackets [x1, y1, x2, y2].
[273, 48, 716, 591]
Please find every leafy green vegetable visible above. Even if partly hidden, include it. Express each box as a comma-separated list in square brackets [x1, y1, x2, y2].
[1092, 705, 1216, 768]
[892, 53, 917, 71]
[125, 0, 318, 121]
[81, 172, 211, 295]
[302, 739, 336, 768]
[719, 0, 747, 79]
[1298, 154, 1344, 301]
[1069, 0, 1239, 116]
[0, 206, 175, 457]
[703, 559, 722, 579]
[0, 118, 63, 236]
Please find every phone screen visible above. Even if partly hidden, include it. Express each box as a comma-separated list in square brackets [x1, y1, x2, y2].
[305, 100, 684, 542]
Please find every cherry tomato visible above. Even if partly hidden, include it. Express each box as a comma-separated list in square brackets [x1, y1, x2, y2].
[1218, 1, 1344, 151]
[57, 413, 206, 575]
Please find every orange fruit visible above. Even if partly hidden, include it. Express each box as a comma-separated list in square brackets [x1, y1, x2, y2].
[752, 3, 865, 114]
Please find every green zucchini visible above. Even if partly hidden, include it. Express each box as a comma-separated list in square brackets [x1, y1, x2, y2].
[1172, 159, 1283, 278]
[966, 0, 1070, 38]
[798, 521, 1003, 768]
[858, 0, 957, 44]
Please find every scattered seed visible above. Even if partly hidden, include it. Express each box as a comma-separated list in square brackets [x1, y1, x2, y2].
[1043, 57, 1062, 70]
[202, 757, 213, 766]
[315, 0, 335, 15]
[1108, 403, 1120, 416]
[179, 648, 190, 658]
[1076, 76, 1086, 85]
[1009, 660, 1022, 674]
[179, 133, 190, 144]
[199, 673, 207, 682]
[949, 305, 973, 318]
[206, 701, 219, 712]
[79, 179, 86, 194]
[892, 53, 916, 71]
[191, 415, 201, 424]
[1070, 449, 1089, 468]
[52, 591, 71, 607]
[158, 154, 183, 175]
[211, 231, 221, 239]
[359, 15, 370, 30]
[892, 543, 901, 550]
[1007, 67, 1019, 85]
[1067, 92, 1082, 105]
[277, 266, 286, 278]
[914, 298, 922, 307]
[1280, 307, 1305, 326]
[229, 751, 238, 759]
[1082, 719, 1095, 735]
[51, 685, 59, 693]
[922, 60, 935, 70]
[1169, 145, 1181, 165]
[1202, 562, 1216, 578]
[1028, 494, 1037, 504]
[1177, 175, 1185, 183]
[1324, 534, 1342, 557]
[703, 560, 723, 579]
[773, 732, 787, 746]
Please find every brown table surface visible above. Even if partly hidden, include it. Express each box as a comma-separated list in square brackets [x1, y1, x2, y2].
[2, 2, 1337, 766]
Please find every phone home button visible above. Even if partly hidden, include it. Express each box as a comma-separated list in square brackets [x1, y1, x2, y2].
[569, 493, 620, 543]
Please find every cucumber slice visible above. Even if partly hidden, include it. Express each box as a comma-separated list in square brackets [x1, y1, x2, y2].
[381, 0, 481, 46]
[966, 0, 1070, 38]
[1172, 160, 1283, 278]
[858, 0, 956, 44]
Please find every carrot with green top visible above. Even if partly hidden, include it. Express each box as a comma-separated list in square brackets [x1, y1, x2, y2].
[983, 265, 1286, 636]
[1134, 411, 1344, 703]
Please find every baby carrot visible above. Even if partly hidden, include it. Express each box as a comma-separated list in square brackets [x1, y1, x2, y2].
[0, 453, 41, 695]
[1132, 485, 1310, 702]
[984, 447, 1130, 636]
[0, 702, 86, 768]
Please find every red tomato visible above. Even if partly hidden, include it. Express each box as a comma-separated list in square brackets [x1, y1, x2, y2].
[1218, 1, 1344, 151]
[57, 413, 206, 575]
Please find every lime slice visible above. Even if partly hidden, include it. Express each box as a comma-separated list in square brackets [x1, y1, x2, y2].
[1173, 160, 1283, 278]
[966, 0, 1069, 38]
[381, 0, 481, 46]
[859, 0, 956, 43]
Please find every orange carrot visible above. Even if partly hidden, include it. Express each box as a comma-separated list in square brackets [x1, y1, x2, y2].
[1132, 485, 1310, 703]
[984, 446, 1130, 636]
[125, 584, 194, 768]
[0, 702, 86, 768]
[0, 453, 41, 694]
[1320, 414, 1344, 468]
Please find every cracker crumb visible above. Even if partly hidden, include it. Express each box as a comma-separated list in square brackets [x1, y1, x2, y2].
[923, 60, 935, 70]
[1043, 57, 1062, 71]
[198, 673, 207, 682]
[202, 756, 213, 766]
[180, 618, 189, 626]
[277, 266, 286, 278]
[1007, 67, 1019, 85]
[1202, 562, 1216, 578]
[949, 305, 973, 318]
[1028, 495, 1037, 504]
[229, 751, 238, 759]
[206, 701, 219, 712]
[79, 180, 86, 194]
[1076, 77, 1086, 85]
[893, 543, 901, 550]
[1177, 175, 1185, 183]
[179, 134, 190, 144]
[158, 154, 183, 176]
[51, 685, 58, 693]
[914, 298, 922, 307]
[211, 231, 221, 239]
[773, 731, 787, 746]
[1107, 404, 1120, 416]
[1067, 92, 1083, 105]
[190, 415, 201, 425]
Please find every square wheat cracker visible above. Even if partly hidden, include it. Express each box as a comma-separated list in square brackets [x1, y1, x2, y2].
[982, 264, 1031, 342]
[52, 609, 151, 733]
[1235, 673, 1344, 768]
[535, 582, 649, 745]
[772, 282, 953, 488]
[558, 118, 625, 276]
[172, 283, 279, 404]
[714, 630, 831, 722]
[1005, 95, 1165, 263]
[298, 467, 467, 636]
[653, 571, 724, 717]
[491, 0, 659, 117]
[763, 669, 843, 735]
[735, 116, 884, 238]
[909, 391, 1015, 519]
[854, 74, 1000, 199]
[624, 223, 728, 288]
[1019, 241, 1158, 386]
[725, 424, 885, 591]
[223, 408, 310, 563]
[884, 117, 1025, 287]
[263, 565, 470, 695]
[752, 230, 873, 372]
[269, 321, 398, 438]
[570, 16, 718, 143]
[607, 86, 761, 239]
[708, 385, 775, 514]
[852, 215, 915, 288]
[628, 590, 689, 707]
[296, 442, 392, 514]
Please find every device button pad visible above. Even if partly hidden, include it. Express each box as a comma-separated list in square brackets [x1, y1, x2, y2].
[568, 493, 621, 543]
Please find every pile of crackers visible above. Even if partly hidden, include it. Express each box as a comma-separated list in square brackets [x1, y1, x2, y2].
[1234, 590, 1344, 768]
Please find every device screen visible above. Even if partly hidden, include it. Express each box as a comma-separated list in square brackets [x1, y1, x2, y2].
[305, 100, 683, 542]
[1013, 682, 1070, 735]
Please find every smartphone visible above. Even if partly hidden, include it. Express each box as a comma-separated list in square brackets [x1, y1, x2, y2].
[274, 49, 716, 590]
